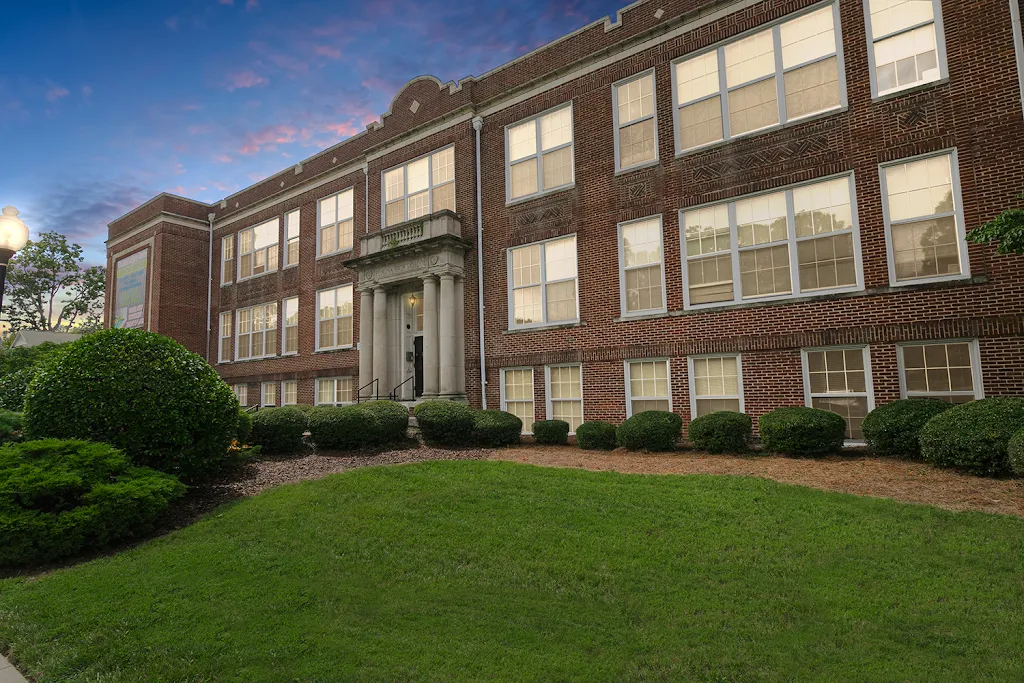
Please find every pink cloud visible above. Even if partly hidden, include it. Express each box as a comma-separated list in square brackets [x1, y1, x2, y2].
[187, 123, 214, 135]
[314, 45, 342, 59]
[226, 70, 268, 91]
[239, 124, 298, 154]
[214, 154, 234, 163]
[323, 122, 361, 138]
[45, 86, 69, 102]
[246, 0, 259, 10]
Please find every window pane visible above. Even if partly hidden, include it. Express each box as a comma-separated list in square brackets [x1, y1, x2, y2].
[812, 396, 867, 440]
[619, 118, 657, 168]
[287, 240, 299, 266]
[676, 51, 720, 104]
[510, 159, 538, 199]
[794, 177, 852, 237]
[286, 210, 300, 239]
[696, 398, 740, 417]
[885, 154, 953, 222]
[338, 219, 353, 251]
[317, 379, 333, 405]
[433, 183, 455, 213]
[869, 0, 934, 38]
[512, 245, 542, 287]
[385, 200, 405, 227]
[679, 96, 724, 150]
[784, 56, 840, 119]
[513, 286, 542, 325]
[617, 74, 654, 125]
[736, 193, 788, 247]
[384, 169, 404, 202]
[338, 189, 353, 220]
[508, 121, 536, 162]
[891, 216, 960, 281]
[432, 148, 454, 185]
[545, 237, 577, 281]
[780, 6, 836, 68]
[545, 280, 577, 322]
[320, 226, 335, 255]
[622, 219, 662, 267]
[740, 245, 791, 297]
[685, 205, 731, 256]
[874, 24, 939, 94]
[541, 146, 573, 190]
[407, 191, 429, 220]
[407, 157, 429, 194]
[728, 77, 779, 136]
[689, 255, 734, 304]
[539, 108, 572, 151]
[903, 343, 975, 397]
[724, 29, 775, 86]
[797, 233, 856, 290]
[625, 265, 664, 312]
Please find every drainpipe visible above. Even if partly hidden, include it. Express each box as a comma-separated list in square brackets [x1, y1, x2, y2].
[205, 212, 215, 363]
[364, 165, 369, 233]
[473, 116, 487, 409]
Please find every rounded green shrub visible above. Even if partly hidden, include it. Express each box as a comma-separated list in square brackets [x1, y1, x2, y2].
[472, 410, 522, 447]
[414, 400, 475, 447]
[0, 410, 24, 445]
[616, 411, 683, 452]
[235, 409, 253, 445]
[533, 419, 570, 445]
[361, 400, 410, 445]
[759, 407, 845, 456]
[575, 421, 617, 450]
[23, 329, 240, 481]
[687, 411, 752, 454]
[1009, 428, 1024, 477]
[918, 397, 1024, 476]
[0, 439, 186, 566]
[250, 407, 308, 454]
[307, 406, 368, 451]
[291, 404, 316, 415]
[861, 399, 952, 458]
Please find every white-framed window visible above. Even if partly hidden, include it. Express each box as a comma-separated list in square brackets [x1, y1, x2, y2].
[282, 296, 298, 355]
[864, 0, 947, 98]
[221, 235, 234, 285]
[282, 380, 298, 406]
[261, 382, 277, 407]
[880, 150, 968, 286]
[545, 364, 583, 433]
[234, 384, 248, 406]
[625, 359, 672, 417]
[506, 103, 574, 202]
[618, 215, 666, 316]
[383, 146, 455, 228]
[317, 189, 354, 256]
[802, 346, 874, 441]
[613, 70, 658, 171]
[284, 209, 300, 267]
[316, 377, 354, 405]
[671, 2, 845, 154]
[238, 219, 279, 281]
[236, 302, 278, 361]
[316, 284, 353, 351]
[681, 173, 862, 309]
[688, 354, 743, 418]
[897, 339, 983, 403]
[501, 367, 535, 434]
[218, 311, 232, 363]
[507, 234, 578, 329]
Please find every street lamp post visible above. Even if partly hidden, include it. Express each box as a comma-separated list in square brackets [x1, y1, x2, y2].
[0, 206, 29, 316]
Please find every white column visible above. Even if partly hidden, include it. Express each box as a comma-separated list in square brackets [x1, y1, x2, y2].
[422, 275, 439, 398]
[455, 276, 465, 396]
[372, 286, 388, 399]
[439, 274, 457, 397]
[358, 289, 374, 398]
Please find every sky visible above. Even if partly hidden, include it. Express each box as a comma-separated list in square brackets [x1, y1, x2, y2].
[0, 0, 626, 266]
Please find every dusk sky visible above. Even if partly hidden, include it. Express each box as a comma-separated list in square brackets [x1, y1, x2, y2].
[1, 0, 625, 265]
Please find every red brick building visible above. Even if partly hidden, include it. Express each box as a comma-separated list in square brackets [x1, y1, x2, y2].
[106, 0, 1024, 442]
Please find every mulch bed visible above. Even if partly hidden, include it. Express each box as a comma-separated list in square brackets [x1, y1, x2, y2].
[489, 446, 1024, 518]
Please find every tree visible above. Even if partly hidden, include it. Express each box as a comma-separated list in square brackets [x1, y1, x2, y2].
[3, 231, 105, 332]
[966, 193, 1024, 256]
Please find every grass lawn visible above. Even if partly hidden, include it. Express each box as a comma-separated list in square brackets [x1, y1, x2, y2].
[1, 461, 1023, 682]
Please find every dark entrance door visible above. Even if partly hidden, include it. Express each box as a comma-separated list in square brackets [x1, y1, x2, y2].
[414, 336, 424, 397]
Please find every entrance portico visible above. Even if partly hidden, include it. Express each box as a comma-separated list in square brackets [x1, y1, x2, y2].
[345, 211, 470, 402]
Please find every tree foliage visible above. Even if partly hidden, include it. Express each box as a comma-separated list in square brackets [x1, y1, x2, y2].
[965, 193, 1024, 255]
[3, 231, 105, 333]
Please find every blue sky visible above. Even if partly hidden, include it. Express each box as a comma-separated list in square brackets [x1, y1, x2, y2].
[0, 0, 625, 265]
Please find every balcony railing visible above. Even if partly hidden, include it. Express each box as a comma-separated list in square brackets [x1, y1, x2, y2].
[360, 211, 461, 256]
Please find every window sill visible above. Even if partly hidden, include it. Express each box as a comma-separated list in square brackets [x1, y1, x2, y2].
[886, 272, 971, 288]
[314, 346, 355, 354]
[281, 352, 299, 357]
[615, 158, 660, 176]
[236, 270, 279, 285]
[872, 77, 948, 103]
[613, 310, 667, 323]
[316, 248, 355, 261]
[229, 355, 281, 364]
[503, 321, 585, 335]
[506, 183, 575, 208]
[674, 105, 847, 159]
[283, 264, 298, 270]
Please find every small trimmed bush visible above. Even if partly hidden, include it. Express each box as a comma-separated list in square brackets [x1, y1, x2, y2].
[0, 410, 24, 445]
[250, 407, 308, 454]
[361, 400, 410, 445]
[414, 400, 475, 447]
[861, 399, 952, 458]
[687, 411, 752, 454]
[918, 397, 1024, 476]
[472, 410, 522, 447]
[575, 421, 617, 450]
[1009, 428, 1024, 477]
[759, 407, 845, 456]
[308, 401, 409, 451]
[533, 420, 570, 445]
[0, 439, 186, 566]
[616, 411, 683, 452]
[235, 409, 253, 445]
[23, 329, 239, 481]
[291, 404, 316, 415]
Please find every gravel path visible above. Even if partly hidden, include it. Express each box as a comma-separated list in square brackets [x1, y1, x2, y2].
[490, 446, 1024, 517]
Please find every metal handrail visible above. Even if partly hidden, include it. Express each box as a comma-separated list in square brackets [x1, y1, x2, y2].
[388, 376, 414, 401]
[356, 378, 379, 403]
[244, 405, 259, 414]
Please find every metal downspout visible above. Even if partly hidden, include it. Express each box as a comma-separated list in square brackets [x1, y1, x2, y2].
[473, 116, 487, 409]
[205, 212, 215, 362]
